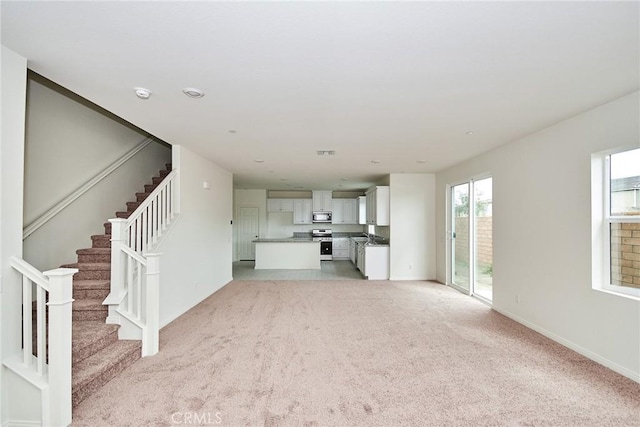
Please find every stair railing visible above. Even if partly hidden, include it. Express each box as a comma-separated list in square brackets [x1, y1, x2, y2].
[5, 257, 77, 427]
[105, 168, 179, 357]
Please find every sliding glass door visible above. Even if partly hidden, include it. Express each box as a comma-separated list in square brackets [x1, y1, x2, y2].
[473, 178, 493, 301]
[450, 177, 493, 301]
[451, 183, 470, 293]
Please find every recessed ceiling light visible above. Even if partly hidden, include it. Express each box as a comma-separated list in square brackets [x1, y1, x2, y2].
[254, 159, 264, 163]
[183, 88, 205, 99]
[134, 87, 151, 99]
[229, 130, 237, 134]
[466, 130, 474, 135]
[268, 170, 275, 174]
[340, 178, 348, 181]
[280, 178, 288, 181]
[371, 160, 381, 164]
[417, 160, 427, 164]
[317, 150, 336, 156]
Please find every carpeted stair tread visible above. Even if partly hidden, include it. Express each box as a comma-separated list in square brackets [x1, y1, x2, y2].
[72, 339, 142, 407]
[73, 279, 110, 299]
[115, 211, 131, 219]
[77, 248, 111, 263]
[76, 248, 111, 255]
[76, 262, 110, 271]
[72, 299, 108, 321]
[135, 192, 150, 202]
[73, 299, 107, 311]
[91, 235, 111, 248]
[72, 321, 119, 364]
[73, 279, 110, 289]
[62, 261, 113, 280]
[126, 201, 141, 211]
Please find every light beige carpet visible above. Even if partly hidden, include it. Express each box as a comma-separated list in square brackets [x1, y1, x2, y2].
[73, 280, 640, 426]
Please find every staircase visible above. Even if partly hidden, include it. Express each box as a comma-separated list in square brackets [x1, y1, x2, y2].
[61, 163, 172, 407]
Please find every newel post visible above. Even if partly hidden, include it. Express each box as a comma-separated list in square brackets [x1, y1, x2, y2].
[43, 267, 77, 427]
[106, 219, 127, 317]
[142, 253, 161, 357]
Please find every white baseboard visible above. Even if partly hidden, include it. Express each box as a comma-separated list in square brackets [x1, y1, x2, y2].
[2, 420, 41, 427]
[493, 306, 640, 384]
[389, 276, 435, 281]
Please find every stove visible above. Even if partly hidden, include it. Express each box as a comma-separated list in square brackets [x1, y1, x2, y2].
[312, 229, 333, 260]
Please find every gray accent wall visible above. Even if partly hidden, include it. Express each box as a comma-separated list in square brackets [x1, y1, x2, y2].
[23, 74, 171, 270]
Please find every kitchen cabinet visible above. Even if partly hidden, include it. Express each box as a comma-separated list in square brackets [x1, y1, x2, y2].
[267, 198, 294, 212]
[357, 196, 366, 225]
[331, 199, 358, 224]
[293, 199, 312, 224]
[332, 237, 349, 259]
[312, 191, 333, 212]
[363, 245, 390, 280]
[365, 186, 390, 226]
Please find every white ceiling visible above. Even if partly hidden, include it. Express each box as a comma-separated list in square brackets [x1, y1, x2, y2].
[2, 1, 638, 191]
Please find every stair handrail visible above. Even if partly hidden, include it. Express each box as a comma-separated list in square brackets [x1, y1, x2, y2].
[124, 168, 179, 253]
[7, 257, 77, 427]
[106, 167, 179, 357]
[23, 137, 155, 240]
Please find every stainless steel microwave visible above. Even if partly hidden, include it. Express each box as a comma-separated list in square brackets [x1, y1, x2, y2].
[312, 211, 332, 223]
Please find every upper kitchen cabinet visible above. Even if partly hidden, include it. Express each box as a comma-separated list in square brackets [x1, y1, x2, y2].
[366, 186, 390, 226]
[332, 199, 358, 224]
[312, 191, 332, 212]
[293, 199, 312, 224]
[357, 196, 366, 225]
[267, 198, 294, 212]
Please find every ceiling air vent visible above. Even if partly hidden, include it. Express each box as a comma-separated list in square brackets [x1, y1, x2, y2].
[316, 150, 336, 156]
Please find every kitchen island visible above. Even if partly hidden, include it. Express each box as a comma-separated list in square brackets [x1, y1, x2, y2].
[253, 238, 321, 269]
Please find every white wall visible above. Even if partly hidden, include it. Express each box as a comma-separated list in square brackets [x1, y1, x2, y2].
[389, 174, 436, 280]
[158, 146, 233, 327]
[0, 46, 32, 425]
[435, 91, 640, 381]
[233, 189, 267, 261]
[22, 75, 171, 270]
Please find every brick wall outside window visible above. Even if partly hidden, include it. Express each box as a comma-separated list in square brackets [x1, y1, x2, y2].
[610, 222, 640, 288]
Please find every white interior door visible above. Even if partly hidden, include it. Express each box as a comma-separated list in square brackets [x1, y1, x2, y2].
[238, 207, 259, 261]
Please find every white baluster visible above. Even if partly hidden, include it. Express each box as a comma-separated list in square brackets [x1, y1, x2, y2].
[36, 285, 46, 375]
[22, 276, 32, 366]
[151, 198, 157, 245]
[160, 189, 166, 231]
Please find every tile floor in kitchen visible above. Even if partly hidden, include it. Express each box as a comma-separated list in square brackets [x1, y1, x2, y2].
[232, 260, 364, 281]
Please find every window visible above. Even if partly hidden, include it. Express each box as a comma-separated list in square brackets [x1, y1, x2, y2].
[593, 147, 640, 298]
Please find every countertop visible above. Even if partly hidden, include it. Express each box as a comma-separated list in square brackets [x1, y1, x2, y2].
[253, 237, 318, 243]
